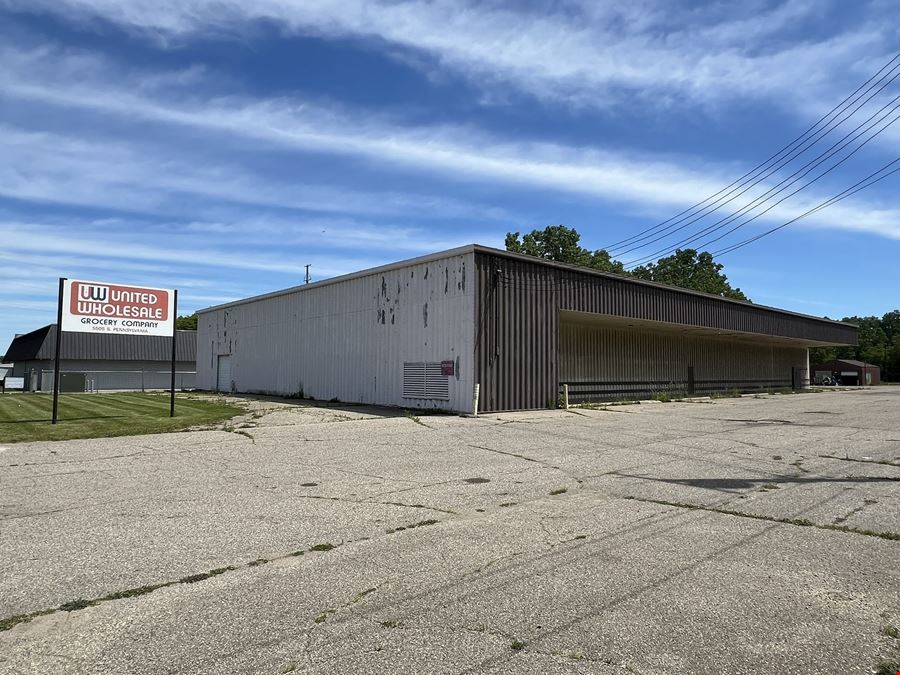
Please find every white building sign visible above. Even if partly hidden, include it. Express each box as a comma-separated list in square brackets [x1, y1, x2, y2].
[61, 280, 175, 337]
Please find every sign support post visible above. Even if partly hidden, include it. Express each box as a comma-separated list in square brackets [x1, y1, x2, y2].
[170, 289, 178, 417]
[52, 277, 66, 424]
[56, 278, 175, 420]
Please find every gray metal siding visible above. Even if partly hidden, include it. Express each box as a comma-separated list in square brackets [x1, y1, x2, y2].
[197, 252, 475, 412]
[560, 322, 807, 400]
[474, 251, 856, 412]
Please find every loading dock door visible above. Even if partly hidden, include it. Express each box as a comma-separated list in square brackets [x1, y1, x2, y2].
[216, 355, 232, 392]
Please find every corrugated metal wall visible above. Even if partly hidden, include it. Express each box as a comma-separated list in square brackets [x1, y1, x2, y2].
[197, 252, 474, 412]
[473, 256, 560, 411]
[474, 251, 851, 411]
[560, 322, 807, 401]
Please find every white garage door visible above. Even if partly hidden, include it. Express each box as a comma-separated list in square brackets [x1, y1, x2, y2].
[216, 355, 232, 392]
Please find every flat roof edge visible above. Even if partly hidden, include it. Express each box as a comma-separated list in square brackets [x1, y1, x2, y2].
[197, 245, 476, 314]
[558, 309, 855, 347]
[472, 245, 856, 330]
[197, 243, 857, 333]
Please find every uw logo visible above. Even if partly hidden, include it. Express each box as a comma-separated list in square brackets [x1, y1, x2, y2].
[78, 284, 109, 302]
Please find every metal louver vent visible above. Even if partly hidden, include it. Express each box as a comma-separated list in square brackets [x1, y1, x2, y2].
[402, 361, 449, 400]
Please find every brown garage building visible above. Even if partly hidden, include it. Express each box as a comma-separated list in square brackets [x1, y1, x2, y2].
[810, 359, 881, 386]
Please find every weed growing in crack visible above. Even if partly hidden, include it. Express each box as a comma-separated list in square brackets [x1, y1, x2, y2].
[0, 539, 353, 633]
[101, 584, 167, 600]
[510, 639, 527, 651]
[314, 610, 334, 624]
[875, 655, 900, 675]
[386, 519, 439, 534]
[351, 588, 377, 603]
[883, 624, 900, 639]
[549, 487, 567, 495]
[404, 409, 426, 426]
[380, 619, 401, 628]
[180, 565, 236, 584]
[0, 608, 56, 632]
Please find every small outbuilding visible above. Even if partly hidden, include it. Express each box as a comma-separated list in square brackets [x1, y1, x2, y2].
[2, 324, 197, 392]
[810, 359, 880, 386]
[196, 245, 857, 413]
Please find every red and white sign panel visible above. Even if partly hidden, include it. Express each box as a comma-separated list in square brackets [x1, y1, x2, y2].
[61, 280, 175, 337]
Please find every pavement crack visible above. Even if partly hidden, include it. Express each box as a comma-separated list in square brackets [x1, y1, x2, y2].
[0, 450, 147, 468]
[624, 496, 900, 541]
[0, 538, 346, 633]
[291, 494, 455, 515]
[466, 443, 585, 486]
[819, 454, 900, 468]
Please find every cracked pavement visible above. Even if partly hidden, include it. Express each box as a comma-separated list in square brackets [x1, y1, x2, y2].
[0, 388, 898, 674]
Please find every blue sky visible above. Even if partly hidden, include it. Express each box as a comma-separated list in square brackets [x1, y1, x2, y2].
[1, 0, 899, 349]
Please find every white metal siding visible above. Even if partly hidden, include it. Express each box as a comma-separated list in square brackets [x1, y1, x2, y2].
[197, 252, 475, 412]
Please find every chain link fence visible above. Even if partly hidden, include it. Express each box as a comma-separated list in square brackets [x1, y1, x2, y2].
[36, 370, 196, 392]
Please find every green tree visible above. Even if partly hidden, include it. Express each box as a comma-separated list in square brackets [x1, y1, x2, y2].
[176, 314, 198, 330]
[505, 225, 626, 274]
[505, 227, 748, 300]
[632, 249, 749, 301]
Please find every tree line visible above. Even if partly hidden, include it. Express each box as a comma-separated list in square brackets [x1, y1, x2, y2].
[175, 314, 198, 330]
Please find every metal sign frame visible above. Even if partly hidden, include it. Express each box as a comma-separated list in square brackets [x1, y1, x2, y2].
[51, 278, 179, 424]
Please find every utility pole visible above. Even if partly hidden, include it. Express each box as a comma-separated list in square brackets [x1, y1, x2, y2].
[304, 265, 311, 284]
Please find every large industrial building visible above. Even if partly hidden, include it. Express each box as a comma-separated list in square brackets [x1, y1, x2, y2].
[3, 324, 197, 392]
[197, 245, 857, 413]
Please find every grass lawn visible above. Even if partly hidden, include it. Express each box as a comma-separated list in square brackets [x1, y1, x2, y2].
[0, 393, 243, 443]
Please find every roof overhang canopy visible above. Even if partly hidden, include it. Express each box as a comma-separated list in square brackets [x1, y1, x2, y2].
[560, 310, 851, 348]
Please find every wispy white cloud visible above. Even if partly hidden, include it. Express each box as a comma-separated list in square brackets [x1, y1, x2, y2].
[0, 124, 509, 223]
[0, 220, 371, 277]
[3, 0, 889, 111]
[3, 43, 898, 243]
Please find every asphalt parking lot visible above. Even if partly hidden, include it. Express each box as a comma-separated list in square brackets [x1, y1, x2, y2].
[1, 389, 898, 674]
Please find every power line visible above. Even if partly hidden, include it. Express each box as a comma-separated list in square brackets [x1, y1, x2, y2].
[622, 94, 900, 267]
[602, 50, 900, 253]
[613, 76, 900, 260]
[712, 157, 900, 257]
[624, 99, 900, 266]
